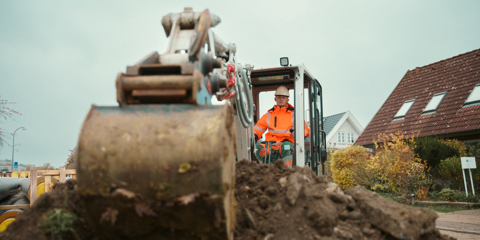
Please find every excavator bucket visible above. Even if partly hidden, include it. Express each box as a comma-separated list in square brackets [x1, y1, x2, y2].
[77, 104, 236, 240]
[74, 8, 248, 239]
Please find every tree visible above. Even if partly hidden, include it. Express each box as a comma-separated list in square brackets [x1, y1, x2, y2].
[0, 97, 22, 150]
[26, 164, 33, 171]
[413, 137, 459, 171]
[37, 163, 55, 170]
[66, 147, 77, 169]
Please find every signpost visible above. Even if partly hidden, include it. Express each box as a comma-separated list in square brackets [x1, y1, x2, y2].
[14, 162, 18, 170]
[461, 157, 476, 196]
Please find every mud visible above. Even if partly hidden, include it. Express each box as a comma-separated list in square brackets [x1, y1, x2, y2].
[1, 160, 456, 240]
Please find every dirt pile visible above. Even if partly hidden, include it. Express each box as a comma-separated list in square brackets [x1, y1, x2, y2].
[1, 160, 454, 240]
[234, 159, 454, 240]
[0, 180, 97, 240]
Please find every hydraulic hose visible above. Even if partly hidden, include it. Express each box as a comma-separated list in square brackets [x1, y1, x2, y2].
[236, 68, 254, 128]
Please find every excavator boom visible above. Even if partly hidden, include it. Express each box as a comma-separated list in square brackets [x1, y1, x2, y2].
[77, 8, 243, 239]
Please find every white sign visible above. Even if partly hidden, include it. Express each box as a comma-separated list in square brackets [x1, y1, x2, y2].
[461, 157, 476, 197]
[461, 157, 477, 169]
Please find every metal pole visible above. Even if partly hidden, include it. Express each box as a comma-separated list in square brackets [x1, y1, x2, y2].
[469, 169, 475, 196]
[294, 65, 305, 167]
[462, 169, 468, 197]
[11, 131, 15, 171]
[11, 127, 25, 172]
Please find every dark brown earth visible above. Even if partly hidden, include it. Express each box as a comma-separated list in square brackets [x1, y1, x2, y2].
[0, 179, 97, 240]
[234, 160, 454, 240]
[0, 160, 456, 240]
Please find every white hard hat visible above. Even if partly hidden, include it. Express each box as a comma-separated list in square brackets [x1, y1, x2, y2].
[275, 86, 289, 97]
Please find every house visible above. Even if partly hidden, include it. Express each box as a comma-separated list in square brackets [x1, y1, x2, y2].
[356, 48, 480, 148]
[324, 111, 364, 150]
[0, 159, 27, 171]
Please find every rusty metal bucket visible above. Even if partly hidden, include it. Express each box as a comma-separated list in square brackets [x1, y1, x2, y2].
[77, 104, 236, 240]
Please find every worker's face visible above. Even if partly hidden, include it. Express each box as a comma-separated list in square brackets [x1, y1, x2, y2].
[275, 95, 289, 107]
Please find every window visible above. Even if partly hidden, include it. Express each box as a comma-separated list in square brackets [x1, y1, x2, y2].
[423, 92, 447, 115]
[338, 132, 345, 143]
[393, 99, 416, 120]
[464, 84, 480, 107]
[347, 133, 355, 143]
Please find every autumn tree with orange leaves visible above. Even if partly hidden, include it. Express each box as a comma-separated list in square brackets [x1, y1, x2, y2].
[66, 147, 77, 169]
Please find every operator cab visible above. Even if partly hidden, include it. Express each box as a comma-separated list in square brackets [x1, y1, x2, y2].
[249, 58, 327, 175]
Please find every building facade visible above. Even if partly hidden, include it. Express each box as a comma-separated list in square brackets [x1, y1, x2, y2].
[0, 159, 27, 172]
[324, 111, 364, 151]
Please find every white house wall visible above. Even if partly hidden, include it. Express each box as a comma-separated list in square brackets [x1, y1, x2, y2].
[327, 118, 362, 150]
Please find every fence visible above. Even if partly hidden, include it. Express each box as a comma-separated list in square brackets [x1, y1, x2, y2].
[29, 167, 76, 206]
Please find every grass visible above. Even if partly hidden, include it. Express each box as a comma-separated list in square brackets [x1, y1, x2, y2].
[37, 192, 83, 240]
[419, 204, 480, 213]
[376, 191, 480, 213]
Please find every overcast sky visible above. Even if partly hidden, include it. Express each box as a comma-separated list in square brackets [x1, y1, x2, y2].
[1, 0, 479, 168]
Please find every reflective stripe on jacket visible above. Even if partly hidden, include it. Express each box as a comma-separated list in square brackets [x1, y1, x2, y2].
[254, 103, 310, 143]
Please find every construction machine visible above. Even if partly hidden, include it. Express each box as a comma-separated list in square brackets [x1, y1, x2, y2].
[249, 62, 327, 174]
[76, 8, 326, 240]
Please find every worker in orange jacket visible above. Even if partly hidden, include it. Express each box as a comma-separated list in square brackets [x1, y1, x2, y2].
[254, 86, 310, 166]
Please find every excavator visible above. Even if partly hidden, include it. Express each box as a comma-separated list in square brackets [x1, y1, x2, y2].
[76, 8, 326, 240]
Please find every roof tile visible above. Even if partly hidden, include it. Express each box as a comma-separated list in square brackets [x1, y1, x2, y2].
[356, 48, 480, 145]
[323, 112, 346, 136]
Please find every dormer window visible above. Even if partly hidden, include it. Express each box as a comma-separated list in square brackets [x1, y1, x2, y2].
[393, 99, 416, 121]
[423, 92, 447, 115]
[464, 84, 480, 107]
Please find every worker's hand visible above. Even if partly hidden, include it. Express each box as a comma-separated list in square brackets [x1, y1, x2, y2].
[274, 141, 282, 147]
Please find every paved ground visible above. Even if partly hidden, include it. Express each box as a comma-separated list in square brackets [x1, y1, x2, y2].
[436, 209, 480, 240]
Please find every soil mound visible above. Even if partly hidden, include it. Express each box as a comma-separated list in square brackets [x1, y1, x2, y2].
[0, 179, 97, 240]
[234, 159, 454, 240]
[1, 160, 455, 240]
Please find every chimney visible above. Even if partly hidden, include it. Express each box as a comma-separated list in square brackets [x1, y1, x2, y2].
[415, 67, 419, 74]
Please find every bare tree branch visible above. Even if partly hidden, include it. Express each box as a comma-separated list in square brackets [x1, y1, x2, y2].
[0, 96, 22, 151]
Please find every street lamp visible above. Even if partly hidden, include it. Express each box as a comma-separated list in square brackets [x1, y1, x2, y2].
[11, 127, 26, 172]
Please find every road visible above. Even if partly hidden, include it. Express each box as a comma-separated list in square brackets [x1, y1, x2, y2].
[436, 209, 480, 240]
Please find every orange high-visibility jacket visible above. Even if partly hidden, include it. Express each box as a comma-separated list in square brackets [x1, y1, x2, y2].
[254, 103, 310, 143]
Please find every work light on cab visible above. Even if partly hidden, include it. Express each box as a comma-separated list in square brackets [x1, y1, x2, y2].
[280, 57, 289, 66]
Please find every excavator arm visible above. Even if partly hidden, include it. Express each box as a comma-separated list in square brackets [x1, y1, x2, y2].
[77, 8, 251, 240]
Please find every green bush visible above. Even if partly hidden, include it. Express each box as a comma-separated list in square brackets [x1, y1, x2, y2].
[413, 137, 459, 171]
[409, 179, 433, 192]
[440, 139, 469, 157]
[38, 192, 83, 240]
[438, 156, 463, 190]
[438, 156, 480, 192]
[431, 179, 450, 192]
[468, 158, 480, 192]
[453, 191, 480, 203]
[466, 142, 480, 158]
[428, 191, 441, 201]
[439, 188, 455, 201]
